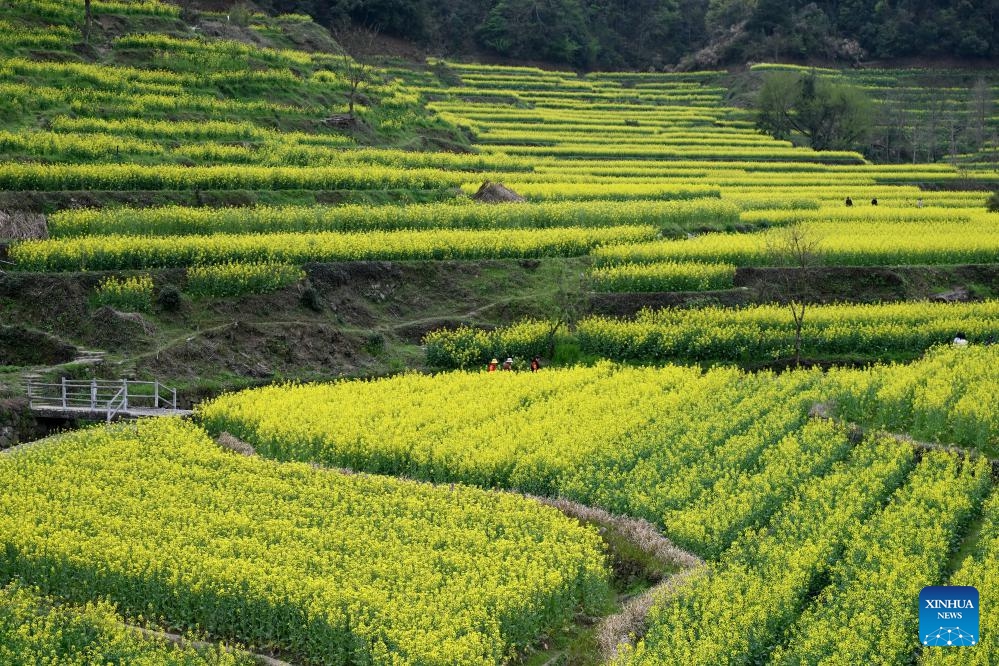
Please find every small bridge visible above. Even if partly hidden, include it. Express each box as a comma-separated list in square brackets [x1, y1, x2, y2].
[27, 378, 192, 421]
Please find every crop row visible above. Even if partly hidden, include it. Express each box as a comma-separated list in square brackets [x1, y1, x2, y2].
[0, 129, 164, 160]
[427, 86, 723, 105]
[661, 417, 856, 558]
[483, 143, 866, 163]
[927, 490, 999, 664]
[113, 33, 314, 69]
[623, 433, 915, 665]
[593, 220, 999, 268]
[11, 225, 657, 270]
[0, 23, 78, 52]
[10, 0, 179, 23]
[476, 131, 773, 147]
[501, 182, 723, 201]
[186, 262, 305, 298]
[492, 170, 895, 186]
[0, 419, 608, 665]
[829, 344, 999, 451]
[576, 301, 999, 363]
[2, 56, 192, 93]
[588, 261, 736, 292]
[48, 200, 733, 238]
[2, 130, 559, 171]
[0, 582, 245, 665]
[424, 321, 557, 369]
[0, 163, 466, 192]
[40, 120, 535, 171]
[5, 59, 344, 101]
[481, 122, 758, 136]
[771, 451, 990, 664]
[1, 82, 316, 121]
[425, 303, 999, 367]
[431, 104, 733, 123]
[93, 274, 154, 312]
[531, 160, 955, 174]
[743, 205, 986, 226]
[45, 115, 331, 142]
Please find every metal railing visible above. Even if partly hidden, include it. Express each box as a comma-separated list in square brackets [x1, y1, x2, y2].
[26, 378, 181, 422]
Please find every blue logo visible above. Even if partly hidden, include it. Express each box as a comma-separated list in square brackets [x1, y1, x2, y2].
[920, 586, 979, 647]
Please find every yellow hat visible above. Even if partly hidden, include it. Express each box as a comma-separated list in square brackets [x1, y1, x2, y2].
[491, 359, 498, 364]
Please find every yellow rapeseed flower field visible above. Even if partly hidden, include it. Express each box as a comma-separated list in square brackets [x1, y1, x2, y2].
[0, 418, 610, 665]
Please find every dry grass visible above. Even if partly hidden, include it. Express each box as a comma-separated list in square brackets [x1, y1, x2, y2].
[595, 568, 703, 659]
[535, 496, 702, 570]
[215, 431, 256, 456]
[0, 210, 47, 240]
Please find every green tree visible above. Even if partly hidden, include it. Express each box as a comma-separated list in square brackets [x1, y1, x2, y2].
[475, 0, 595, 67]
[705, 0, 756, 36]
[755, 71, 799, 141]
[347, 0, 429, 39]
[756, 70, 872, 151]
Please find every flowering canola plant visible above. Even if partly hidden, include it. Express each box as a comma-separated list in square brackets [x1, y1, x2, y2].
[0, 582, 249, 665]
[0, 419, 610, 665]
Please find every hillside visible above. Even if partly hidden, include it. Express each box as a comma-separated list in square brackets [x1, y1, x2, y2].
[2, 0, 999, 400]
[2, 0, 470, 209]
[258, 0, 999, 70]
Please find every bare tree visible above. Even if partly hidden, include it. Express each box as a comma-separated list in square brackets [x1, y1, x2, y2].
[84, 0, 92, 44]
[874, 90, 907, 163]
[946, 107, 961, 160]
[924, 88, 946, 162]
[764, 224, 823, 367]
[329, 27, 378, 120]
[967, 77, 993, 152]
[340, 50, 368, 117]
[909, 112, 927, 164]
[546, 264, 588, 358]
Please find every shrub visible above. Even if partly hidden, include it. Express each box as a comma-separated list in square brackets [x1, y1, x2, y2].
[156, 284, 182, 312]
[300, 280, 323, 312]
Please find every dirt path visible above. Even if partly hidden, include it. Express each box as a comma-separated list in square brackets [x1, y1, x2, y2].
[106, 292, 548, 368]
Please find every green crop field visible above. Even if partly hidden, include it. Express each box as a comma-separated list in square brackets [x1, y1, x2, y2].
[2, 0, 999, 663]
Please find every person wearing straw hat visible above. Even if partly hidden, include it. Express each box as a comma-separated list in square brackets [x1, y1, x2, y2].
[487, 358, 499, 372]
[501, 357, 514, 371]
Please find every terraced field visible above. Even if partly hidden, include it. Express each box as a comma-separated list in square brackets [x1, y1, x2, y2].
[2, 0, 999, 664]
[1, 418, 609, 665]
[4, 20, 996, 283]
[198, 348, 999, 664]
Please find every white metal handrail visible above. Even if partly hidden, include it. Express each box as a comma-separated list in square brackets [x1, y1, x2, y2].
[26, 378, 181, 420]
[106, 386, 127, 423]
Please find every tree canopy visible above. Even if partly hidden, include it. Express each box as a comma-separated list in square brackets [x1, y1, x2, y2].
[259, 0, 999, 69]
[756, 71, 873, 151]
